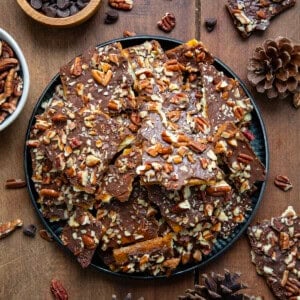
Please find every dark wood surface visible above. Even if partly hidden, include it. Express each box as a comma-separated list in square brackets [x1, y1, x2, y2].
[0, 1, 299, 299]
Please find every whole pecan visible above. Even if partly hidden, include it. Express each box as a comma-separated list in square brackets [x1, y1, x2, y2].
[50, 279, 68, 300]
[108, 0, 133, 11]
[157, 12, 176, 33]
[274, 175, 293, 191]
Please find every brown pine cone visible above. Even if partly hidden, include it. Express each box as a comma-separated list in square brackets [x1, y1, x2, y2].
[178, 270, 263, 300]
[247, 37, 300, 100]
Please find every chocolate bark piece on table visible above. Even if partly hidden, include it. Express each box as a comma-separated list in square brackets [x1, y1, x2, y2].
[61, 208, 102, 268]
[96, 182, 159, 251]
[214, 122, 266, 193]
[165, 39, 214, 72]
[111, 233, 180, 275]
[247, 206, 300, 299]
[226, 0, 296, 38]
[60, 43, 136, 114]
[199, 63, 253, 132]
[96, 146, 142, 202]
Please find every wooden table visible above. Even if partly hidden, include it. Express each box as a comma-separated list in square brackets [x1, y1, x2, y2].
[0, 1, 299, 299]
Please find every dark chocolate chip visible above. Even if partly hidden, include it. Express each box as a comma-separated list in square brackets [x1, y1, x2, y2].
[30, 0, 43, 10]
[42, 6, 57, 17]
[23, 224, 37, 238]
[77, 0, 88, 9]
[57, 0, 70, 10]
[70, 4, 79, 15]
[56, 8, 71, 18]
[205, 17, 217, 32]
[104, 10, 119, 24]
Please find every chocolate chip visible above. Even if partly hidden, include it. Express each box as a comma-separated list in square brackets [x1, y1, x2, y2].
[30, 0, 43, 9]
[70, 4, 79, 15]
[56, 8, 70, 17]
[57, 0, 70, 9]
[205, 17, 217, 32]
[42, 5, 57, 17]
[104, 10, 119, 24]
[23, 224, 37, 237]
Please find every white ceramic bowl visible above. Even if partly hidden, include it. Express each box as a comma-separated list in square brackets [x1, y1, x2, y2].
[0, 28, 30, 131]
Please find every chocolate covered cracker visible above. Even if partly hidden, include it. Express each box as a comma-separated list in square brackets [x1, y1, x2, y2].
[97, 182, 158, 250]
[214, 122, 266, 193]
[61, 208, 102, 268]
[248, 206, 300, 299]
[226, 0, 296, 38]
[199, 63, 253, 131]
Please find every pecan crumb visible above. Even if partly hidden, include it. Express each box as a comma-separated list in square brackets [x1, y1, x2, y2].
[39, 229, 53, 242]
[123, 30, 136, 37]
[293, 92, 300, 109]
[157, 12, 176, 33]
[0, 219, 23, 239]
[5, 178, 27, 189]
[50, 279, 68, 300]
[274, 175, 293, 191]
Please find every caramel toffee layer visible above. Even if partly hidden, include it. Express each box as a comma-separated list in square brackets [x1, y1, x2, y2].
[27, 39, 266, 275]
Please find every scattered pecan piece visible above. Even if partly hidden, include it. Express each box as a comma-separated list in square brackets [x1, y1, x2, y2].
[274, 175, 293, 191]
[5, 178, 27, 189]
[157, 12, 176, 33]
[39, 229, 53, 242]
[50, 279, 68, 300]
[293, 92, 300, 109]
[123, 30, 136, 37]
[0, 219, 23, 239]
[109, 0, 133, 11]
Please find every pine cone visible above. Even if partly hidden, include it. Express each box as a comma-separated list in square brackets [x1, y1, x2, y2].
[178, 270, 263, 300]
[247, 37, 300, 99]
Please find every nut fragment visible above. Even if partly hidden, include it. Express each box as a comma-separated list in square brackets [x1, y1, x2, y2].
[274, 175, 293, 191]
[293, 92, 300, 109]
[157, 12, 176, 33]
[109, 0, 133, 11]
[5, 178, 27, 189]
[0, 219, 23, 239]
[50, 279, 68, 300]
[123, 30, 136, 37]
[39, 229, 53, 242]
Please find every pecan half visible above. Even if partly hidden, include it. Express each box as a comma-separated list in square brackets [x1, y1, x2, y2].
[0, 219, 23, 239]
[157, 12, 176, 33]
[50, 279, 68, 300]
[5, 178, 27, 189]
[274, 175, 293, 191]
[39, 229, 53, 242]
[109, 0, 133, 11]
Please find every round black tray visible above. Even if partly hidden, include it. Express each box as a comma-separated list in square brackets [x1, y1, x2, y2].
[24, 35, 269, 280]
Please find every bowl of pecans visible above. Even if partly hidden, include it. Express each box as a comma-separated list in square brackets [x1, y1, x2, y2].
[0, 28, 30, 131]
[17, 0, 101, 28]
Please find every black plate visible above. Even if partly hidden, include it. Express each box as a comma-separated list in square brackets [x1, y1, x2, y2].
[24, 35, 269, 279]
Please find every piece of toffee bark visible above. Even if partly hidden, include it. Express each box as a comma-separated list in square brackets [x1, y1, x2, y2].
[165, 39, 214, 72]
[110, 233, 180, 275]
[199, 63, 253, 131]
[61, 208, 102, 268]
[60, 43, 136, 114]
[96, 182, 158, 250]
[226, 0, 296, 38]
[248, 206, 300, 299]
[214, 122, 266, 193]
[136, 110, 220, 190]
[43, 107, 134, 194]
[96, 146, 142, 202]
